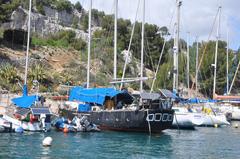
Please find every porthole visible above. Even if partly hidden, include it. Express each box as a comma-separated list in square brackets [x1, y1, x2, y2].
[155, 113, 162, 121]
[146, 114, 154, 121]
[162, 113, 168, 122]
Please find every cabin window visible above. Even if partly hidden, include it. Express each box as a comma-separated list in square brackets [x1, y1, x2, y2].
[155, 113, 162, 121]
[162, 113, 168, 121]
[146, 114, 154, 121]
[168, 114, 173, 121]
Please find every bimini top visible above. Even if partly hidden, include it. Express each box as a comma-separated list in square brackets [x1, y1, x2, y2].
[69, 87, 133, 105]
[12, 95, 38, 108]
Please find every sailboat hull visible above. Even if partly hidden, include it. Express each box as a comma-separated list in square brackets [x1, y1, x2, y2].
[200, 114, 230, 126]
[0, 115, 51, 132]
[62, 109, 174, 133]
[172, 114, 196, 130]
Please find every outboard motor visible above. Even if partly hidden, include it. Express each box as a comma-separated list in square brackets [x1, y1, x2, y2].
[80, 116, 90, 127]
[40, 114, 46, 132]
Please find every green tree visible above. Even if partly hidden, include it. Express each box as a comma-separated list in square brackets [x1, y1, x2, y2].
[74, 1, 82, 12]
[0, 63, 21, 92]
[0, 0, 20, 23]
[55, 0, 72, 13]
[36, 0, 45, 15]
[0, 63, 20, 84]
[28, 64, 48, 84]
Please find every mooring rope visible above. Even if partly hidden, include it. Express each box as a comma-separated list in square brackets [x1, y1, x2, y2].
[147, 109, 151, 135]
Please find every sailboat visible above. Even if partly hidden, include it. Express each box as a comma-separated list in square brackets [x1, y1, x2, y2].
[192, 6, 229, 127]
[212, 25, 240, 121]
[167, 0, 201, 130]
[61, 0, 174, 133]
[0, 0, 52, 132]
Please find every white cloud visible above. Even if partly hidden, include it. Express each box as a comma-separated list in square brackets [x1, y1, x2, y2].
[70, 0, 240, 50]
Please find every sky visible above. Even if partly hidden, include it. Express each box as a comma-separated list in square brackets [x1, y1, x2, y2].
[70, 0, 240, 50]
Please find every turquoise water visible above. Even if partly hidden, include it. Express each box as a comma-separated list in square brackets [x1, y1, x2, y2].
[0, 122, 240, 159]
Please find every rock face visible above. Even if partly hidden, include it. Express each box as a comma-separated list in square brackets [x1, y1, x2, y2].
[1, 6, 88, 41]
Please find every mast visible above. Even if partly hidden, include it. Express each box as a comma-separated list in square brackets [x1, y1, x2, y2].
[229, 59, 240, 94]
[213, 6, 221, 98]
[195, 36, 199, 95]
[87, 0, 92, 88]
[226, 27, 229, 94]
[113, 0, 118, 80]
[186, 32, 190, 97]
[173, 0, 181, 92]
[140, 0, 145, 92]
[23, 0, 32, 95]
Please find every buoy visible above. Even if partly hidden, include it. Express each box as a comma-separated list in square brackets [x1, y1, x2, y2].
[42, 137, 53, 146]
[63, 127, 69, 133]
[234, 124, 238, 128]
[214, 124, 218, 128]
[15, 127, 24, 133]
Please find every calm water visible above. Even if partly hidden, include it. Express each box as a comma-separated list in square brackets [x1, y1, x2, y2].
[0, 122, 240, 159]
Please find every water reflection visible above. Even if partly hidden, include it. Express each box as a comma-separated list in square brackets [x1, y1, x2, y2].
[0, 124, 240, 158]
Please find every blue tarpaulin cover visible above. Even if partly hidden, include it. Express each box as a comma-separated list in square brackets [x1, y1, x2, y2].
[69, 87, 133, 105]
[181, 98, 218, 104]
[12, 95, 38, 108]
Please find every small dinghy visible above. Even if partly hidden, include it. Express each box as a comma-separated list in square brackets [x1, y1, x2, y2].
[54, 115, 100, 133]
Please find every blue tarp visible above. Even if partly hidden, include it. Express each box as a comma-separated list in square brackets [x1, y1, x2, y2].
[181, 98, 218, 104]
[69, 87, 133, 105]
[12, 95, 38, 108]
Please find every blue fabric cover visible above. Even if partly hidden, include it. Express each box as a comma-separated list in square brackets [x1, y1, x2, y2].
[182, 98, 218, 104]
[78, 103, 91, 112]
[69, 87, 133, 105]
[12, 95, 38, 108]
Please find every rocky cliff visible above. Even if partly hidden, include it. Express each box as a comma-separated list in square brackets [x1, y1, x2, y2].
[1, 5, 88, 40]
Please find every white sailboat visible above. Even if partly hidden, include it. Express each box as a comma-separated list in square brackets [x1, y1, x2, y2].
[0, 0, 52, 132]
[170, 1, 200, 130]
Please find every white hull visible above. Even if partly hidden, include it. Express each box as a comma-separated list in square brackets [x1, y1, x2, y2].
[172, 107, 204, 129]
[0, 115, 51, 132]
[200, 114, 230, 126]
[218, 105, 240, 121]
[172, 114, 195, 129]
[231, 112, 240, 120]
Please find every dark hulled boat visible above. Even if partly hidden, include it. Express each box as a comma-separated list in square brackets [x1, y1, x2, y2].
[60, 87, 174, 133]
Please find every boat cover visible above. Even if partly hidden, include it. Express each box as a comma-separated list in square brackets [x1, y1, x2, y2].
[69, 87, 133, 105]
[12, 95, 38, 108]
[182, 98, 218, 104]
